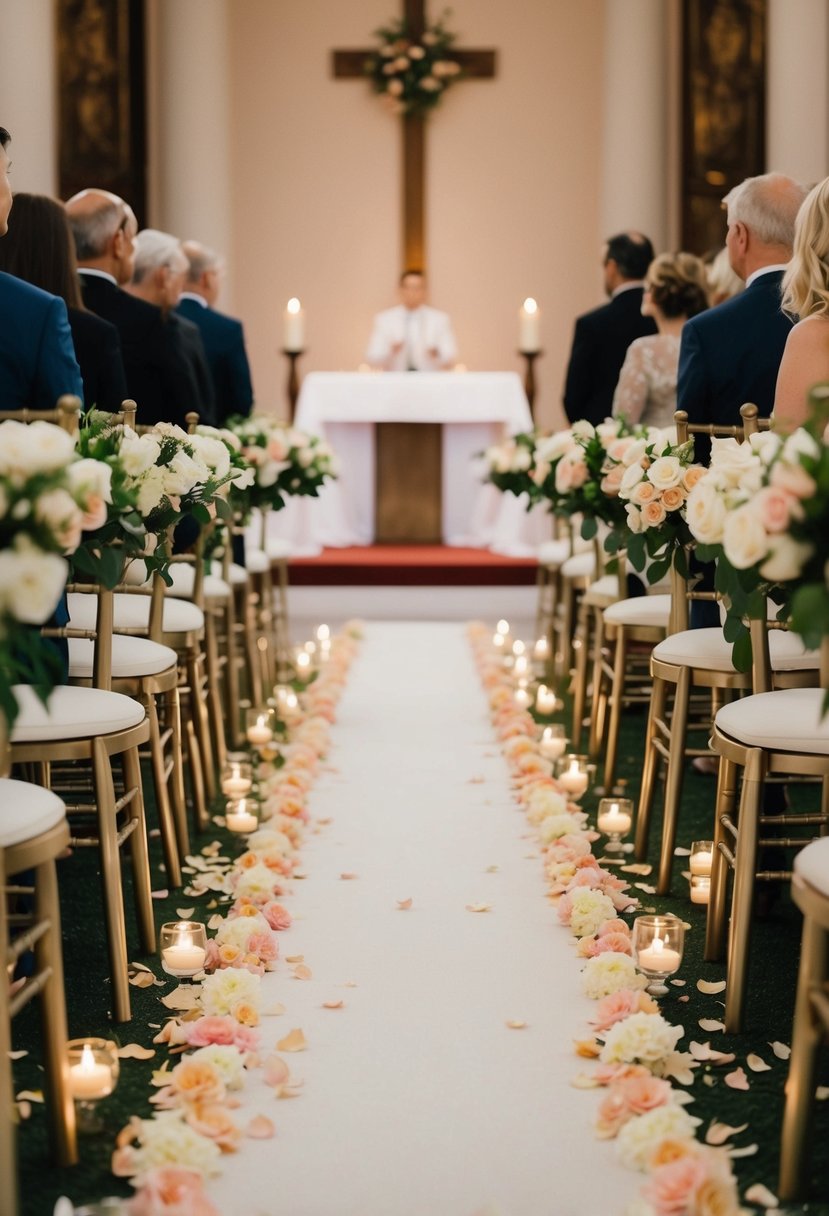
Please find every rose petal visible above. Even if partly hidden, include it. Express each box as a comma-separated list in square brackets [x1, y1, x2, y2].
[293, 964, 313, 981]
[699, 1018, 726, 1032]
[322, 1000, 344, 1009]
[770, 1041, 790, 1060]
[8, 1051, 27, 1061]
[573, 1038, 599, 1057]
[176, 908, 195, 919]
[15, 1090, 43, 1103]
[276, 1029, 307, 1052]
[506, 1020, 527, 1030]
[705, 1120, 749, 1145]
[670, 979, 687, 987]
[161, 986, 199, 1011]
[485, 865, 499, 873]
[697, 979, 727, 994]
[151, 889, 169, 899]
[246, 1114, 276, 1139]
[725, 1067, 750, 1090]
[728, 1143, 759, 1157]
[16, 1101, 31, 1120]
[674, 846, 691, 856]
[117, 1044, 155, 1060]
[621, 863, 653, 875]
[263, 1055, 290, 1087]
[285, 955, 304, 964]
[340, 873, 359, 880]
[465, 903, 492, 913]
[746, 1053, 772, 1072]
[264, 1002, 286, 1016]
[129, 972, 156, 989]
[397, 898, 413, 910]
[818, 1086, 829, 1100]
[744, 1183, 779, 1207]
[570, 1073, 600, 1088]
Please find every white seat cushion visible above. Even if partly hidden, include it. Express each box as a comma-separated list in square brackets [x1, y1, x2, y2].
[209, 561, 248, 587]
[68, 592, 204, 635]
[561, 551, 595, 579]
[264, 539, 293, 561]
[537, 539, 571, 567]
[244, 548, 270, 575]
[0, 779, 66, 847]
[583, 574, 621, 604]
[165, 566, 230, 601]
[716, 687, 829, 755]
[69, 635, 177, 680]
[654, 627, 819, 674]
[604, 593, 671, 629]
[795, 836, 829, 896]
[10, 684, 146, 742]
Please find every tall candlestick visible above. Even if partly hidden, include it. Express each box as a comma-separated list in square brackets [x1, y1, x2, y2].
[519, 297, 541, 352]
[283, 297, 305, 351]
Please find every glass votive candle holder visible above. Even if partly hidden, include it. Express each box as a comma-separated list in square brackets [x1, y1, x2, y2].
[539, 724, 568, 761]
[220, 754, 253, 798]
[67, 1037, 119, 1133]
[513, 685, 532, 710]
[535, 683, 561, 716]
[316, 623, 330, 643]
[512, 639, 526, 657]
[632, 914, 685, 996]
[690, 840, 714, 877]
[492, 631, 505, 651]
[496, 619, 510, 638]
[557, 753, 591, 800]
[690, 875, 711, 905]
[294, 648, 314, 680]
[272, 684, 301, 722]
[513, 654, 530, 680]
[225, 797, 260, 834]
[246, 706, 275, 747]
[596, 797, 633, 854]
[160, 921, 208, 979]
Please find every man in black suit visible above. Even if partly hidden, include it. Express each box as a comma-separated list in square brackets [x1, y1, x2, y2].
[563, 232, 657, 426]
[66, 189, 206, 429]
[177, 241, 254, 424]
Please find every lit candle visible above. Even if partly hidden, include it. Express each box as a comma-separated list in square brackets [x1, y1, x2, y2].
[221, 762, 252, 798]
[69, 1044, 113, 1100]
[512, 640, 526, 657]
[690, 842, 714, 876]
[513, 655, 529, 679]
[533, 636, 549, 660]
[296, 652, 312, 676]
[514, 687, 532, 709]
[162, 927, 207, 975]
[558, 759, 589, 797]
[496, 619, 510, 636]
[637, 935, 681, 975]
[247, 714, 273, 746]
[492, 632, 505, 650]
[539, 727, 567, 761]
[519, 297, 541, 353]
[597, 801, 633, 835]
[316, 624, 330, 642]
[690, 876, 711, 905]
[226, 800, 259, 833]
[535, 684, 558, 715]
[283, 297, 305, 351]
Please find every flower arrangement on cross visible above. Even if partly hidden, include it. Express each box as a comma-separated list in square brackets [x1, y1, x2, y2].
[366, 9, 462, 116]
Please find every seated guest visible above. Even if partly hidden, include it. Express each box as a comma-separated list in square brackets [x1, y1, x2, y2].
[0, 128, 82, 409]
[775, 175, 829, 430]
[612, 252, 709, 428]
[563, 231, 657, 426]
[0, 191, 126, 411]
[366, 269, 457, 371]
[177, 240, 254, 423]
[66, 189, 205, 428]
[126, 228, 216, 426]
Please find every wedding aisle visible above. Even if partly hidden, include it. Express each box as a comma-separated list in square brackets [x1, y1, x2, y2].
[208, 622, 639, 1216]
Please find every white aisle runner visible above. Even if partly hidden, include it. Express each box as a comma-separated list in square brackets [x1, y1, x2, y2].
[209, 623, 639, 1216]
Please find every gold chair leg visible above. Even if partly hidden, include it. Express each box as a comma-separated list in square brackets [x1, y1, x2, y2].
[34, 857, 77, 1167]
[204, 610, 228, 775]
[724, 752, 763, 1033]
[636, 675, 667, 860]
[0, 854, 19, 1216]
[705, 754, 736, 961]
[187, 649, 216, 802]
[144, 693, 181, 888]
[163, 685, 190, 860]
[121, 746, 157, 955]
[602, 629, 628, 791]
[92, 738, 131, 1023]
[779, 914, 827, 1201]
[221, 592, 244, 749]
[185, 718, 209, 834]
[656, 665, 691, 895]
[557, 581, 576, 688]
[570, 598, 592, 749]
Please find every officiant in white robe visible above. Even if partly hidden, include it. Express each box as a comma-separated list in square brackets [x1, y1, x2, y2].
[365, 270, 457, 371]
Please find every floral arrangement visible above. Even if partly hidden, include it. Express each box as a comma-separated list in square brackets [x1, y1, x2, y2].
[0, 419, 113, 724]
[467, 620, 754, 1216]
[482, 431, 537, 498]
[106, 624, 363, 1212]
[227, 414, 337, 514]
[365, 10, 462, 117]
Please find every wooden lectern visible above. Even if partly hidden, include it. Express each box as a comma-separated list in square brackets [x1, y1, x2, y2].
[375, 422, 442, 543]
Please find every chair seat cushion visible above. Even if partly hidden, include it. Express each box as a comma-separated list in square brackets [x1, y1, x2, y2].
[10, 684, 146, 742]
[561, 551, 595, 579]
[716, 687, 829, 755]
[69, 635, 177, 680]
[264, 539, 293, 561]
[604, 593, 671, 629]
[795, 836, 829, 895]
[653, 627, 818, 674]
[68, 592, 204, 635]
[583, 574, 621, 605]
[0, 779, 66, 847]
[244, 548, 270, 575]
[165, 566, 230, 601]
[537, 539, 571, 567]
[209, 561, 248, 587]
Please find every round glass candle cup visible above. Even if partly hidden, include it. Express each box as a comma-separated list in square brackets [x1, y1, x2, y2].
[539, 724, 567, 761]
[495, 619, 510, 637]
[512, 639, 526, 657]
[557, 753, 591, 800]
[632, 914, 684, 996]
[246, 706, 276, 747]
[316, 623, 330, 643]
[225, 797, 260, 834]
[67, 1037, 119, 1133]
[535, 683, 561, 716]
[513, 686, 532, 710]
[597, 797, 633, 854]
[690, 840, 714, 877]
[690, 875, 711, 905]
[272, 684, 301, 722]
[220, 754, 253, 798]
[160, 921, 208, 978]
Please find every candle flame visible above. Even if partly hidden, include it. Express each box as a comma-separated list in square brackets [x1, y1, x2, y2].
[316, 624, 330, 641]
[652, 936, 665, 954]
[523, 297, 538, 313]
[496, 619, 510, 635]
[512, 640, 525, 656]
[80, 1043, 96, 1072]
[287, 297, 301, 313]
[175, 925, 193, 948]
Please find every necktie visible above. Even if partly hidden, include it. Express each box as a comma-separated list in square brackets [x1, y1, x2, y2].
[405, 310, 417, 372]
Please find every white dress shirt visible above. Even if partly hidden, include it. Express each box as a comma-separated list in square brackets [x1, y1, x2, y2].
[365, 304, 458, 371]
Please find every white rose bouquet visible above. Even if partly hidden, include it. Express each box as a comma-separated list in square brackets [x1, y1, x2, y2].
[482, 432, 537, 501]
[227, 414, 337, 512]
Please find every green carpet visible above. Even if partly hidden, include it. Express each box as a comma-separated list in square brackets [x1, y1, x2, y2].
[10, 706, 829, 1213]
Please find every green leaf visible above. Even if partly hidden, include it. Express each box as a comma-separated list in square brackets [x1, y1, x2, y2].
[580, 516, 598, 540]
[731, 628, 753, 673]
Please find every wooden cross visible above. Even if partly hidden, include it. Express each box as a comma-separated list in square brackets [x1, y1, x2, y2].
[332, 0, 496, 271]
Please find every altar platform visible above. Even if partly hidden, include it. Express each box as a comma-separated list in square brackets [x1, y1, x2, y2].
[287, 543, 538, 586]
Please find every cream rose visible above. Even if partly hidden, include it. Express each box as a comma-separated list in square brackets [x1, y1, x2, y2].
[722, 504, 769, 569]
[0, 547, 68, 624]
[759, 535, 813, 583]
[685, 480, 727, 545]
[646, 456, 682, 491]
[629, 480, 657, 506]
[615, 1104, 701, 1171]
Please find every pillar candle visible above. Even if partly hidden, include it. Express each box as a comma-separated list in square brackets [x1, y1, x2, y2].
[519, 298, 541, 352]
[283, 298, 305, 351]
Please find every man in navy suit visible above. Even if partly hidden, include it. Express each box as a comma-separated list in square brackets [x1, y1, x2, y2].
[177, 240, 254, 424]
[563, 231, 657, 427]
[0, 127, 82, 408]
[678, 172, 806, 434]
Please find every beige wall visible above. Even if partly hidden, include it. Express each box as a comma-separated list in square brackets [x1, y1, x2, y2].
[228, 0, 605, 429]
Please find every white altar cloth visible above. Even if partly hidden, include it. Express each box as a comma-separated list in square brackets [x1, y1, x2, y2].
[261, 372, 550, 557]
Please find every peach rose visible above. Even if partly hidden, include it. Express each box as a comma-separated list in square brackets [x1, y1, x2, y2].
[641, 499, 667, 527]
[619, 1073, 674, 1116]
[261, 901, 292, 930]
[232, 1000, 259, 1027]
[578, 931, 633, 958]
[754, 484, 801, 534]
[598, 918, 631, 938]
[644, 1154, 708, 1216]
[661, 486, 685, 512]
[218, 944, 243, 967]
[186, 1103, 242, 1153]
[682, 464, 706, 491]
[185, 1015, 259, 1051]
[648, 1136, 701, 1169]
[126, 1166, 220, 1216]
[169, 1059, 225, 1106]
[589, 988, 656, 1033]
[630, 480, 657, 505]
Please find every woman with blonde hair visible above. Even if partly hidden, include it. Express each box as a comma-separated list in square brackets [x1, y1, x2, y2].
[775, 176, 829, 429]
[612, 251, 709, 427]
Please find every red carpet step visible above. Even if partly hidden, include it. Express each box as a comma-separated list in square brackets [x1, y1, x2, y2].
[287, 545, 538, 587]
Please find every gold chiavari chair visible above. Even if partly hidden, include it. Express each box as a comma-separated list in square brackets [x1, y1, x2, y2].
[779, 835, 829, 1200]
[705, 621, 829, 1032]
[1, 731, 77, 1216]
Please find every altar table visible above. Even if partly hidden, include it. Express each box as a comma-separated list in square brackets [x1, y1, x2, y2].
[263, 371, 551, 557]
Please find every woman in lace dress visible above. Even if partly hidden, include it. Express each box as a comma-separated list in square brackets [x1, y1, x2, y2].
[612, 252, 709, 427]
[775, 176, 829, 430]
